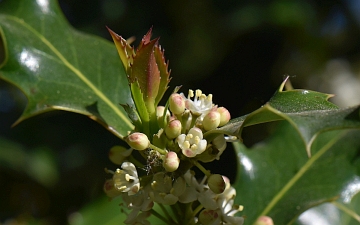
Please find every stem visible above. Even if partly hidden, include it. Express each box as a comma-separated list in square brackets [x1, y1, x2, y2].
[192, 160, 211, 177]
[151, 208, 173, 224]
[150, 143, 167, 155]
[192, 204, 204, 218]
[158, 204, 178, 224]
[128, 155, 143, 168]
[170, 203, 182, 224]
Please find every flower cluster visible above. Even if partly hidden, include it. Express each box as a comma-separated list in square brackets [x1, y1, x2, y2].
[104, 28, 253, 225]
[104, 88, 244, 224]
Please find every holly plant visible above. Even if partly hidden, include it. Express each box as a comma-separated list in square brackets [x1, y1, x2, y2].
[1, 1, 360, 225]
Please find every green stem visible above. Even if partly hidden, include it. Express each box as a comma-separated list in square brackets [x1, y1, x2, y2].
[192, 204, 204, 218]
[128, 155, 143, 168]
[151, 208, 172, 224]
[150, 143, 167, 155]
[170, 203, 182, 224]
[192, 160, 211, 177]
[158, 204, 177, 224]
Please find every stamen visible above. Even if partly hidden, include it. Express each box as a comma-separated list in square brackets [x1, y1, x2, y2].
[196, 89, 202, 98]
[186, 134, 193, 140]
[191, 144, 198, 151]
[184, 141, 190, 149]
[125, 174, 135, 182]
[117, 185, 127, 191]
[194, 136, 200, 144]
[188, 89, 194, 98]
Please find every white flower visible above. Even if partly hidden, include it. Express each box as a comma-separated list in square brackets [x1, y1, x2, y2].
[212, 177, 244, 224]
[113, 162, 140, 195]
[178, 171, 218, 209]
[122, 186, 153, 225]
[177, 127, 207, 157]
[149, 172, 186, 205]
[181, 89, 214, 116]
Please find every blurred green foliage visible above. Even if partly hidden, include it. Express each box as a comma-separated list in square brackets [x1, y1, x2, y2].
[1, 0, 360, 224]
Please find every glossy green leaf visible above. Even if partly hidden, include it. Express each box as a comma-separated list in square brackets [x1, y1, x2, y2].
[0, 0, 133, 138]
[234, 122, 360, 225]
[295, 196, 360, 225]
[217, 77, 339, 139]
[268, 76, 338, 113]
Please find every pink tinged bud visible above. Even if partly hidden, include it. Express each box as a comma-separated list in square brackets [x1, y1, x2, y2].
[165, 119, 182, 139]
[157, 106, 170, 128]
[109, 146, 133, 165]
[103, 179, 121, 198]
[163, 151, 180, 172]
[126, 132, 150, 150]
[169, 93, 185, 115]
[156, 106, 169, 118]
[217, 107, 231, 126]
[254, 216, 274, 225]
[207, 174, 226, 194]
[199, 209, 220, 225]
[203, 111, 221, 131]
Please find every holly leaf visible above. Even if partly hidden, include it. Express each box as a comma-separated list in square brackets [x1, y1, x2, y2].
[295, 197, 360, 225]
[217, 77, 360, 157]
[107, 27, 135, 72]
[130, 29, 160, 109]
[234, 122, 360, 224]
[154, 45, 171, 106]
[0, 0, 134, 138]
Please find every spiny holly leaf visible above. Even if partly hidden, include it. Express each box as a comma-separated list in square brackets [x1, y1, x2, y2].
[130, 29, 160, 108]
[268, 76, 338, 113]
[107, 27, 135, 72]
[219, 77, 339, 135]
[108, 28, 171, 136]
[216, 77, 360, 156]
[234, 122, 360, 224]
[154, 45, 171, 106]
[0, 0, 134, 138]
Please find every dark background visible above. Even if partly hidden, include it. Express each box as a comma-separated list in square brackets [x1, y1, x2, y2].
[1, 0, 360, 224]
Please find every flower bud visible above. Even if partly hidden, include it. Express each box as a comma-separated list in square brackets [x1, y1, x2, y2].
[199, 209, 219, 225]
[126, 132, 150, 150]
[156, 106, 170, 127]
[169, 93, 185, 115]
[202, 111, 221, 131]
[207, 174, 225, 194]
[212, 135, 226, 152]
[109, 146, 133, 165]
[103, 179, 121, 198]
[165, 119, 182, 139]
[254, 216, 274, 225]
[217, 107, 231, 126]
[156, 106, 170, 118]
[163, 151, 180, 172]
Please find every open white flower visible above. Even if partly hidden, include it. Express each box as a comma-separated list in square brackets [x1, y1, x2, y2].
[181, 89, 214, 116]
[113, 162, 140, 195]
[149, 172, 186, 205]
[121, 185, 153, 224]
[177, 127, 207, 157]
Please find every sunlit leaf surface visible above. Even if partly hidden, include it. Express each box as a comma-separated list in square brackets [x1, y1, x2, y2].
[234, 123, 360, 224]
[0, 0, 133, 138]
